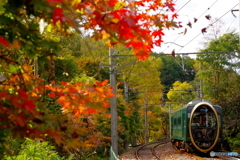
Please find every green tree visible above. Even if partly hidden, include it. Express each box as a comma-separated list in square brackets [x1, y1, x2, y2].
[118, 56, 167, 143]
[159, 55, 195, 91]
[167, 81, 194, 108]
[196, 32, 240, 151]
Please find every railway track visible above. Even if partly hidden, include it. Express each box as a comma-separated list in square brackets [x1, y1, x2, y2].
[121, 141, 239, 160]
[135, 140, 169, 160]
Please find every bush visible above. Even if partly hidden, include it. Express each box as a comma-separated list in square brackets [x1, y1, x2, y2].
[4, 138, 73, 160]
[229, 133, 240, 152]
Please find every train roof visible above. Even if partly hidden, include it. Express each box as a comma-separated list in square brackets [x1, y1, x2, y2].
[170, 99, 221, 114]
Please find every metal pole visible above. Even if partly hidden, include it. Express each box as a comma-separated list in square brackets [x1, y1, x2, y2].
[109, 47, 118, 157]
[182, 54, 184, 71]
[199, 63, 203, 101]
[124, 81, 129, 103]
[144, 98, 149, 143]
[169, 104, 171, 140]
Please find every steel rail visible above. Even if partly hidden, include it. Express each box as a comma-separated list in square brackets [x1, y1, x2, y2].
[135, 140, 169, 160]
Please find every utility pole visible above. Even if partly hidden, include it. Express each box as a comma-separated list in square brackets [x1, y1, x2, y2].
[169, 104, 171, 140]
[144, 98, 149, 143]
[109, 47, 118, 157]
[124, 81, 129, 103]
[199, 63, 203, 101]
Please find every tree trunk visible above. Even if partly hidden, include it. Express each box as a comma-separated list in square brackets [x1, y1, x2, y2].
[48, 56, 55, 84]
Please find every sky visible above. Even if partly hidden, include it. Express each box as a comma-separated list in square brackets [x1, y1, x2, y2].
[154, 0, 239, 58]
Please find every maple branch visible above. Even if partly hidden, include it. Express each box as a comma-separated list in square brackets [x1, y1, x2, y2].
[0, 55, 19, 64]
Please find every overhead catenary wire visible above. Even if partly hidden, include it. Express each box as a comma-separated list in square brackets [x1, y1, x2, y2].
[225, 17, 238, 32]
[175, 0, 191, 14]
[196, 0, 218, 20]
[114, 51, 239, 57]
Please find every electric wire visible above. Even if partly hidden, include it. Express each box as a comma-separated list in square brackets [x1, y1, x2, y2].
[160, 0, 220, 53]
[225, 17, 238, 32]
[176, 3, 239, 53]
[175, 0, 191, 14]
[196, 0, 218, 20]
[160, 0, 192, 52]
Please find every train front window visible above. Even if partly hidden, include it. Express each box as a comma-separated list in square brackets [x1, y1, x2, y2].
[191, 106, 217, 128]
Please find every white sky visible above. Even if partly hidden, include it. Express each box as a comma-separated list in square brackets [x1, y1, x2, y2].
[154, 0, 239, 57]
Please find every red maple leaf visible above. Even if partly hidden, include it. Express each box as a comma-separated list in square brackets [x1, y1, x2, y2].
[15, 114, 27, 127]
[18, 90, 28, 98]
[61, 81, 68, 85]
[52, 8, 66, 25]
[126, 41, 142, 49]
[49, 92, 56, 98]
[137, 53, 150, 61]
[85, 108, 97, 114]
[0, 36, 10, 47]
[23, 100, 38, 114]
[108, 0, 118, 6]
[152, 30, 165, 38]
[155, 39, 163, 46]
[172, 13, 178, 19]
[165, 1, 175, 12]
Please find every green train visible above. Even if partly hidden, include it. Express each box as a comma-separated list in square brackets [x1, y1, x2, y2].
[170, 99, 222, 153]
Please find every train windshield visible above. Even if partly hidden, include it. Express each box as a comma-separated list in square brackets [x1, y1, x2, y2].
[192, 106, 217, 127]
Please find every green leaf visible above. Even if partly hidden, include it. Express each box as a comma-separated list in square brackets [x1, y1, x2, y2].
[9, 64, 18, 73]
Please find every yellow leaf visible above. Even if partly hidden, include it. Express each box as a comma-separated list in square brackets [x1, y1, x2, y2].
[111, 18, 120, 24]
[63, 0, 81, 8]
[105, 40, 112, 47]
[101, 32, 110, 39]
[46, 24, 53, 32]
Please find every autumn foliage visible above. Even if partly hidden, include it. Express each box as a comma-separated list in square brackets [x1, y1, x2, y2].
[0, 62, 113, 149]
[1, 0, 177, 60]
[0, 0, 177, 156]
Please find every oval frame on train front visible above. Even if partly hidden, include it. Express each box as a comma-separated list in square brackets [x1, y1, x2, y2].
[188, 102, 220, 153]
